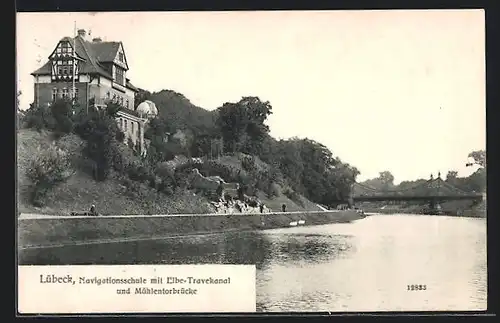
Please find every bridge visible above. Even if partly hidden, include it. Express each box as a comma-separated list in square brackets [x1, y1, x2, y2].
[351, 173, 483, 210]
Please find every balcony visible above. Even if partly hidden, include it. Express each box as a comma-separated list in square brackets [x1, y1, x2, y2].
[112, 81, 126, 93]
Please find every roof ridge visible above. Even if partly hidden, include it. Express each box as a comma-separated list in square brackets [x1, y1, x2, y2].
[75, 36, 94, 65]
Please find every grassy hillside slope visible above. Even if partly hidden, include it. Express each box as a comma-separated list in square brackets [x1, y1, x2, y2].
[17, 129, 321, 215]
[17, 129, 212, 216]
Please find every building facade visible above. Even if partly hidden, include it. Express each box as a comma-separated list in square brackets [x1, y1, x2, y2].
[31, 29, 155, 155]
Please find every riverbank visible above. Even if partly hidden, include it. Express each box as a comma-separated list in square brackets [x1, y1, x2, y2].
[18, 210, 364, 249]
[360, 200, 486, 218]
[364, 208, 485, 218]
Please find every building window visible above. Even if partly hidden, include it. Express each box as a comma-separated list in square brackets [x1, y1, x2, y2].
[131, 122, 134, 134]
[60, 42, 69, 53]
[62, 88, 69, 99]
[126, 99, 129, 109]
[52, 88, 57, 101]
[124, 120, 128, 131]
[120, 118, 123, 130]
[115, 67, 124, 85]
[119, 52, 124, 62]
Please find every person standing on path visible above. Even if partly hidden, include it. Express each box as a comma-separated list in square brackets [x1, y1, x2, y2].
[89, 204, 98, 216]
[237, 183, 245, 201]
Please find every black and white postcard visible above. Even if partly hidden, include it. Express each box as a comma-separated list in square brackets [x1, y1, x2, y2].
[16, 10, 487, 314]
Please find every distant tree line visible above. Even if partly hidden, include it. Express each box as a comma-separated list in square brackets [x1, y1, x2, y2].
[358, 150, 486, 196]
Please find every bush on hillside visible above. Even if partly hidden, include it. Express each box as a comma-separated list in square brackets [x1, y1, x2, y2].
[49, 99, 74, 135]
[174, 162, 200, 189]
[74, 107, 125, 181]
[111, 141, 142, 173]
[21, 104, 52, 131]
[241, 155, 257, 173]
[55, 133, 88, 171]
[126, 159, 154, 184]
[26, 145, 74, 206]
[203, 160, 242, 182]
[267, 182, 281, 198]
[155, 162, 177, 194]
[127, 138, 136, 151]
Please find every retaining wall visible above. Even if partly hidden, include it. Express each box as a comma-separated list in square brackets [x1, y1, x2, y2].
[18, 210, 363, 248]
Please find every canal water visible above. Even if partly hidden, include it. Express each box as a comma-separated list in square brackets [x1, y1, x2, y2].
[19, 214, 487, 312]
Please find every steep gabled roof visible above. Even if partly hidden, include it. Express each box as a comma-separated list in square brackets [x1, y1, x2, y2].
[31, 36, 137, 92]
[31, 61, 52, 75]
[91, 41, 121, 63]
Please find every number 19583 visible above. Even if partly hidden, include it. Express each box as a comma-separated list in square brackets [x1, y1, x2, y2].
[407, 284, 427, 291]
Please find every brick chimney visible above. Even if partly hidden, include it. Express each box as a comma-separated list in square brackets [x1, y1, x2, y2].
[92, 37, 102, 42]
[77, 29, 86, 38]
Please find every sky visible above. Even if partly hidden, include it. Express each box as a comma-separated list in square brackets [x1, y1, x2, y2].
[16, 10, 486, 184]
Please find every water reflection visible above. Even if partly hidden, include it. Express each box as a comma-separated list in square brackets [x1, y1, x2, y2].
[264, 233, 355, 265]
[19, 230, 355, 271]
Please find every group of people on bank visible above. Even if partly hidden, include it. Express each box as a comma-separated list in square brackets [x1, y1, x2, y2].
[84, 180, 290, 216]
[213, 181, 287, 214]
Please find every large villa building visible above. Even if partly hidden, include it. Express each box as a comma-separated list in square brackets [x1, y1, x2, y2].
[31, 29, 157, 155]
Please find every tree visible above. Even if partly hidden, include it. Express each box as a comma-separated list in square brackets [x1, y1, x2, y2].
[464, 168, 486, 192]
[215, 96, 272, 155]
[134, 88, 152, 108]
[446, 170, 458, 181]
[378, 171, 395, 186]
[74, 104, 123, 181]
[361, 170, 395, 192]
[16, 91, 24, 129]
[26, 145, 74, 206]
[16, 91, 21, 110]
[467, 150, 486, 168]
[50, 99, 74, 135]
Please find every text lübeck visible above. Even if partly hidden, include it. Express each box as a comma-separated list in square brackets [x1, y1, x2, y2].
[40, 274, 75, 285]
